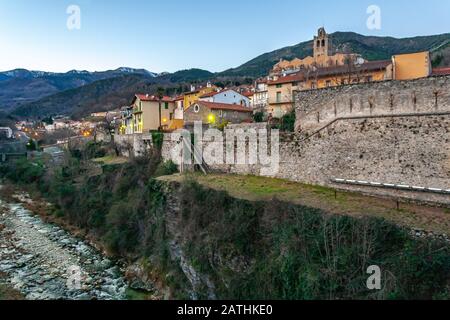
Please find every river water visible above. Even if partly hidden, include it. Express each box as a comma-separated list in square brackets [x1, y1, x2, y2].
[0, 192, 129, 300]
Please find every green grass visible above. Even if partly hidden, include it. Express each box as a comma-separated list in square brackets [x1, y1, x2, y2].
[159, 173, 450, 235]
[92, 155, 129, 165]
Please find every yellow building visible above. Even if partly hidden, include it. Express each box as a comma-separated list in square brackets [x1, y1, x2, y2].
[131, 94, 177, 133]
[267, 60, 393, 117]
[183, 84, 218, 110]
[303, 60, 393, 89]
[267, 74, 304, 117]
[267, 27, 395, 118]
[392, 51, 431, 80]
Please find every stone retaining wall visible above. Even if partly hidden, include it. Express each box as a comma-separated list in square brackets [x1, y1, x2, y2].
[295, 75, 450, 132]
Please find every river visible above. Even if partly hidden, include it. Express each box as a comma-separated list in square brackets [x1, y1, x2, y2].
[0, 190, 130, 300]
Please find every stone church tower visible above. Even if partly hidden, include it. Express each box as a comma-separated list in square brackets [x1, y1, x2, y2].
[313, 27, 331, 59]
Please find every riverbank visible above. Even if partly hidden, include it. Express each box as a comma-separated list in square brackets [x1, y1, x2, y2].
[0, 273, 23, 300]
[0, 184, 163, 301]
[1, 154, 449, 300]
[0, 188, 141, 300]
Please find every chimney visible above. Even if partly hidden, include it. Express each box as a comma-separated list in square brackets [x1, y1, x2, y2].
[190, 85, 195, 92]
[207, 81, 212, 88]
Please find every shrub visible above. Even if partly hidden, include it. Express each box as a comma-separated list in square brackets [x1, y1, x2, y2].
[154, 160, 179, 177]
[278, 111, 296, 132]
[253, 112, 264, 123]
[177, 181, 450, 300]
[151, 132, 164, 151]
[2, 159, 45, 184]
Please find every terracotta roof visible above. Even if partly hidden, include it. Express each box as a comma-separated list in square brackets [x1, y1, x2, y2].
[269, 60, 391, 85]
[312, 60, 392, 77]
[432, 67, 450, 76]
[242, 91, 254, 97]
[268, 73, 305, 85]
[199, 90, 220, 98]
[195, 101, 253, 113]
[134, 94, 174, 103]
[185, 84, 217, 95]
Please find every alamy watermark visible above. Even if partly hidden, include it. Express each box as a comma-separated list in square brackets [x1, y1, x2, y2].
[67, 265, 82, 290]
[66, 5, 81, 30]
[367, 5, 381, 30]
[170, 122, 280, 176]
[366, 265, 382, 290]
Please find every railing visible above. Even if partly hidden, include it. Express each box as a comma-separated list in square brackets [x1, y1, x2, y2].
[180, 137, 210, 174]
[332, 178, 450, 195]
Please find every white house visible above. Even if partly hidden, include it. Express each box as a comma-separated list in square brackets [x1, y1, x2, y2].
[0, 127, 13, 139]
[199, 89, 251, 107]
[253, 79, 269, 111]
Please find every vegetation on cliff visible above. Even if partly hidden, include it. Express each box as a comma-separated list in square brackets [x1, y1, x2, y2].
[0, 143, 449, 300]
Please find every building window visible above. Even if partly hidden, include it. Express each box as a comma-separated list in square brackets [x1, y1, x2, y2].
[218, 110, 223, 117]
[194, 105, 200, 113]
[165, 102, 169, 109]
[326, 80, 332, 87]
[276, 84, 282, 88]
[311, 82, 317, 89]
[366, 76, 373, 82]
[276, 92, 282, 103]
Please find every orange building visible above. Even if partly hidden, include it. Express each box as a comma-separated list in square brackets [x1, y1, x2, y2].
[392, 51, 431, 80]
[266, 27, 436, 118]
[267, 60, 393, 117]
[272, 28, 363, 74]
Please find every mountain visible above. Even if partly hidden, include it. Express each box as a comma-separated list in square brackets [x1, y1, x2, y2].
[219, 31, 450, 77]
[0, 67, 157, 110]
[5, 31, 450, 119]
[12, 74, 156, 119]
[11, 68, 213, 119]
[159, 68, 214, 83]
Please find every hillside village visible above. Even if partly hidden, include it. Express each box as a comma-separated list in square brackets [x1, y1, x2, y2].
[2, 28, 449, 166]
[109, 28, 450, 135]
[1, 16, 450, 301]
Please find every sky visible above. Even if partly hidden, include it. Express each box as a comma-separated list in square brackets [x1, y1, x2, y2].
[0, 0, 449, 73]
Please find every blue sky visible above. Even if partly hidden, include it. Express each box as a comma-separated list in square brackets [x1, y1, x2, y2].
[0, 0, 449, 73]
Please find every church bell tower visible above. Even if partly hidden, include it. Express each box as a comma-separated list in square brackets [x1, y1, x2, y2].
[313, 27, 330, 59]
